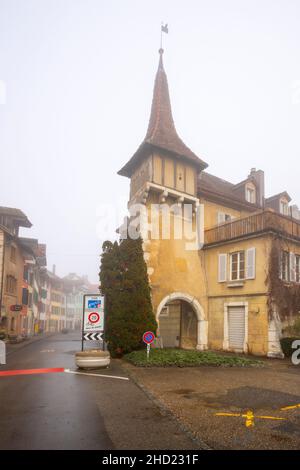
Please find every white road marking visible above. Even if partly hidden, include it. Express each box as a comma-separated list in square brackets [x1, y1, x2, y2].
[40, 350, 55, 353]
[64, 368, 129, 381]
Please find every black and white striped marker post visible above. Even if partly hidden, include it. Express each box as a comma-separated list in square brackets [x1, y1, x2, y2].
[83, 332, 103, 341]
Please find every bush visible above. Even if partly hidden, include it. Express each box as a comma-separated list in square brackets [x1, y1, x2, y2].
[280, 337, 300, 357]
[100, 237, 157, 357]
[125, 348, 264, 368]
[282, 317, 300, 337]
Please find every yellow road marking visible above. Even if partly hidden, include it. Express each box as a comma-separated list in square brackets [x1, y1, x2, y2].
[281, 403, 300, 411]
[215, 410, 286, 427]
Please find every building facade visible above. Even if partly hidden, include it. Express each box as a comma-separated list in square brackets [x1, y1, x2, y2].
[118, 49, 300, 357]
[0, 208, 32, 338]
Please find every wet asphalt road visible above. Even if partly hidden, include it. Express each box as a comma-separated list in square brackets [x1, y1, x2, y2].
[0, 332, 199, 450]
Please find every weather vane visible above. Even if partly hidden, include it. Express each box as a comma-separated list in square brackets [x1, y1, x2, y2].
[160, 22, 168, 50]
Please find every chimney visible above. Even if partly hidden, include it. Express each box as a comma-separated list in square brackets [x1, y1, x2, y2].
[249, 168, 265, 207]
[52, 264, 56, 275]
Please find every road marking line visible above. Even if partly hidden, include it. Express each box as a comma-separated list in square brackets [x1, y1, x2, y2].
[64, 369, 129, 381]
[215, 410, 286, 427]
[0, 367, 65, 377]
[281, 404, 300, 411]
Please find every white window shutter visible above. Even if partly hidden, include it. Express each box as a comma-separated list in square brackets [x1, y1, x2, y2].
[290, 252, 296, 282]
[279, 252, 283, 280]
[218, 254, 227, 282]
[246, 247, 256, 279]
[217, 212, 226, 225]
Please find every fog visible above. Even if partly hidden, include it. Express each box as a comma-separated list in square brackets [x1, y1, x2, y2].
[1, 0, 300, 282]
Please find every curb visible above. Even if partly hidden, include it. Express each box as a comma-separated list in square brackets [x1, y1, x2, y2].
[121, 361, 211, 451]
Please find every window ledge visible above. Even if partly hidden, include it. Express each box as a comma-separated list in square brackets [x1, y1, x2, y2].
[227, 281, 245, 288]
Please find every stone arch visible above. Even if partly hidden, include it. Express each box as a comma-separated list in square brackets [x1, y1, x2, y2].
[156, 292, 208, 351]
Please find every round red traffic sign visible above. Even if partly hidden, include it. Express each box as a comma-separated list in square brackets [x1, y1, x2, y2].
[143, 331, 155, 344]
[88, 312, 100, 324]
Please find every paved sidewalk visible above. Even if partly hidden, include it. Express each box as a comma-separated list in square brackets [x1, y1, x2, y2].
[122, 358, 300, 450]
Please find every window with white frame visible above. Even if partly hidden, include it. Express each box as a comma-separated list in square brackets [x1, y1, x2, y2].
[217, 212, 233, 225]
[245, 184, 256, 204]
[218, 248, 256, 283]
[280, 199, 289, 216]
[160, 306, 169, 317]
[281, 251, 290, 281]
[230, 251, 245, 281]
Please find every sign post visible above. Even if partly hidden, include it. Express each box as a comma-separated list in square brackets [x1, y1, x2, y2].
[82, 294, 105, 351]
[143, 331, 155, 361]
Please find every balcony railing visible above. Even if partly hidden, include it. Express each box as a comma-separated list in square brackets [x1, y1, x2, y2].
[204, 209, 300, 245]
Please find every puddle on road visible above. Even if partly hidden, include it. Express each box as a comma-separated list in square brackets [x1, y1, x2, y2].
[167, 386, 300, 411]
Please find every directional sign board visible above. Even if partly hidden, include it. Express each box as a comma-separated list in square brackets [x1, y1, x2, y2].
[83, 332, 103, 341]
[83, 294, 105, 333]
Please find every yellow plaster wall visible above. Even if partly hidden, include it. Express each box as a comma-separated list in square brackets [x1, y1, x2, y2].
[201, 199, 252, 230]
[207, 295, 269, 355]
[144, 196, 208, 321]
[204, 236, 272, 355]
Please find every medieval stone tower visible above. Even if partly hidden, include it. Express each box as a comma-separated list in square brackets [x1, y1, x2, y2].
[118, 49, 209, 350]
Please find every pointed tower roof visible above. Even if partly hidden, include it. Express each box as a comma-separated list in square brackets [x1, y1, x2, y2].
[118, 49, 208, 177]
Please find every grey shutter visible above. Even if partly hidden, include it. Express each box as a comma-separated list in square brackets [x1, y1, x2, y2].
[218, 254, 227, 282]
[290, 252, 296, 282]
[217, 212, 226, 225]
[246, 247, 256, 279]
[228, 306, 246, 350]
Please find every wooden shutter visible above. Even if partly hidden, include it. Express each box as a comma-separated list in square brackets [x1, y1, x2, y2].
[218, 254, 227, 282]
[246, 247, 256, 279]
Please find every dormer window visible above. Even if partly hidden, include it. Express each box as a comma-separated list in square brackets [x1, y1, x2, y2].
[280, 198, 289, 216]
[245, 183, 256, 204]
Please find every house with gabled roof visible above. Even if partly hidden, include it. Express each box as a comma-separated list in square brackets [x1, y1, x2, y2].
[118, 49, 300, 357]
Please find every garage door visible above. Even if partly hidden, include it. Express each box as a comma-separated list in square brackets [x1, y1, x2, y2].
[228, 306, 245, 351]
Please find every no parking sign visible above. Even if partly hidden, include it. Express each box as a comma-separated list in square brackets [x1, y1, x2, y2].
[143, 331, 155, 345]
[143, 331, 155, 360]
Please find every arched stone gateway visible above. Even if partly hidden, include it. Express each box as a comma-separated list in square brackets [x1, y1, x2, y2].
[156, 292, 208, 351]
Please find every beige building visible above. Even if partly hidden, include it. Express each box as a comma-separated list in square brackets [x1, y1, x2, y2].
[118, 49, 300, 357]
[0, 208, 32, 337]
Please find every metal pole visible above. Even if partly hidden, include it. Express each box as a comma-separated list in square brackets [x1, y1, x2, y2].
[101, 293, 105, 351]
[81, 294, 85, 352]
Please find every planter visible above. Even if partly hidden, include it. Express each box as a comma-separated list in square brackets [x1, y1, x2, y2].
[8, 334, 20, 344]
[75, 350, 110, 369]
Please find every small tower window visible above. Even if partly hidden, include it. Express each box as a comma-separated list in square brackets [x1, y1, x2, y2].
[280, 198, 289, 216]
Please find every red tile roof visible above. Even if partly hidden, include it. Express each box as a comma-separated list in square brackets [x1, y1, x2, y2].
[198, 172, 261, 211]
[118, 50, 208, 177]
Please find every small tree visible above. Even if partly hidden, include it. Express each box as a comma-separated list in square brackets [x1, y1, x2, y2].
[100, 237, 157, 356]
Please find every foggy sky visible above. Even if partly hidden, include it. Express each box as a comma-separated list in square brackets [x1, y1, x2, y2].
[1, 0, 300, 282]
